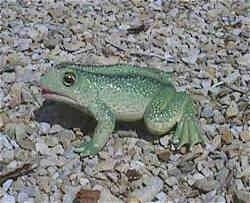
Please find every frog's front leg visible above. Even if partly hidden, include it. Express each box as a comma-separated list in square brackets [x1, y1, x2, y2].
[144, 88, 204, 149]
[74, 101, 115, 157]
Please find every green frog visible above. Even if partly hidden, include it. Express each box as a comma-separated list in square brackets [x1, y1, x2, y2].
[40, 63, 204, 157]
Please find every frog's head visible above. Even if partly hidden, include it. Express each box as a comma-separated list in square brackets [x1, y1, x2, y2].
[40, 64, 87, 107]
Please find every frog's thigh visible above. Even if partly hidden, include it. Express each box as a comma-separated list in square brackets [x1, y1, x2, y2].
[144, 89, 185, 135]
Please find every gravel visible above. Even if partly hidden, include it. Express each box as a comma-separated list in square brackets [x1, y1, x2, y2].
[0, 0, 249, 203]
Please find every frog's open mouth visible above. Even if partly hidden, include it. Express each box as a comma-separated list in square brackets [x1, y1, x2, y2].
[41, 87, 78, 105]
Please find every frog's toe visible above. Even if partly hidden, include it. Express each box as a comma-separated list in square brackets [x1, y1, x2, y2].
[173, 117, 204, 149]
[73, 140, 100, 157]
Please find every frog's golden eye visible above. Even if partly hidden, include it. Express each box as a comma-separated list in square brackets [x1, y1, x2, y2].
[63, 72, 76, 87]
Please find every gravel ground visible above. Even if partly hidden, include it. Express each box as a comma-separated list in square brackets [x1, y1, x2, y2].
[0, 1, 249, 203]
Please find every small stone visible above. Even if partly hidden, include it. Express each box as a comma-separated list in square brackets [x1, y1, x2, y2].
[2, 72, 16, 83]
[37, 176, 51, 193]
[235, 179, 244, 190]
[0, 113, 4, 129]
[214, 195, 226, 203]
[17, 191, 29, 203]
[182, 49, 200, 64]
[14, 123, 27, 139]
[35, 142, 50, 155]
[0, 89, 4, 108]
[39, 122, 51, 134]
[63, 40, 85, 52]
[93, 185, 123, 203]
[50, 144, 64, 155]
[44, 136, 58, 147]
[159, 136, 170, 147]
[220, 95, 231, 105]
[97, 159, 116, 171]
[129, 176, 163, 202]
[157, 149, 171, 161]
[127, 198, 140, 203]
[187, 173, 204, 185]
[14, 38, 32, 51]
[0, 187, 5, 198]
[224, 71, 240, 84]
[201, 104, 214, 118]
[2, 179, 13, 191]
[155, 191, 167, 202]
[7, 52, 29, 66]
[226, 101, 239, 118]
[8, 83, 22, 107]
[213, 110, 225, 124]
[165, 176, 178, 187]
[1, 149, 14, 162]
[194, 178, 219, 192]
[1, 194, 15, 203]
[79, 178, 90, 186]
[240, 131, 250, 142]
[233, 189, 250, 203]
[221, 129, 233, 144]
[49, 124, 63, 134]
[237, 54, 250, 66]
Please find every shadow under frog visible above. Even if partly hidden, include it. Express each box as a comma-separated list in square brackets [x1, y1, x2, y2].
[34, 100, 155, 142]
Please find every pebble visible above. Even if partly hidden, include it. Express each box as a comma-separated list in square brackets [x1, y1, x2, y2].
[1, 149, 15, 163]
[157, 149, 171, 161]
[14, 38, 32, 51]
[213, 110, 225, 124]
[194, 178, 219, 192]
[159, 136, 170, 147]
[0, 194, 15, 203]
[240, 131, 250, 142]
[201, 104, 214, 118]
[233, 189, 250, 202]
[79, 178, 90, 186]
[155, 191, 167, 202]
[221, 129, 233, 144]
[0, 89, 4, 108]
[1, 72, 16, 84]
[182, 49, 199, 64]
[2, 180, 13, 191]
[17, 192, 29, 203]
[49, 124, 63, 134]
[44, 136, 58, 147]
[50, 144, 64, 155]
[93, 185, 123, 203]
[129, 176, 163, 202]
[39, 122, 50, 135]
[237, 53, 250, 66]
[165, 176, 178, 187]
[226, 101, 239, 118]
[35, 142, 50, 155]
[97, 159, 116, 171]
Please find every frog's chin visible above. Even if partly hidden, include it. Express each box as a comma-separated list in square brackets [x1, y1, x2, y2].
[41, 88, 78, 106]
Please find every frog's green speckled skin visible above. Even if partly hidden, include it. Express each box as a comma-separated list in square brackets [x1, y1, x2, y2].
[40, 63, 204, 156]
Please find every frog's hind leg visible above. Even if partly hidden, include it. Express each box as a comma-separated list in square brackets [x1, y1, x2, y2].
[144, 89, 204, 149]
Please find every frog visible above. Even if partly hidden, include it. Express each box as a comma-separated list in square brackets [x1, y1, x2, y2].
[40, 63, 204, 157]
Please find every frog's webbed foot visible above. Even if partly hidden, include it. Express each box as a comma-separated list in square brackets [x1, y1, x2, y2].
[172, 116, 204, 149]
[73, 140, 100, 157]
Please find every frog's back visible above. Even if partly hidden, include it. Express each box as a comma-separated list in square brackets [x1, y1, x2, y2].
[57, 63, 173, 85]
[58, 63, 175, 121]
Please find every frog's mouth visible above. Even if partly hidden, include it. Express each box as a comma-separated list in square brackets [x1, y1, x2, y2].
[41, 87, 78, 106]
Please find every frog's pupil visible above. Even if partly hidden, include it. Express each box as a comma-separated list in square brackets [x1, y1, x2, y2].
[63, 72, 75, 86]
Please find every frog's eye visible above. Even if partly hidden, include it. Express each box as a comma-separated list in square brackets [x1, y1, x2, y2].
[63, 72, 76, 87]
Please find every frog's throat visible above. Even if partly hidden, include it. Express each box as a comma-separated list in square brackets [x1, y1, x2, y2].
[41, 87, 78, 106]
